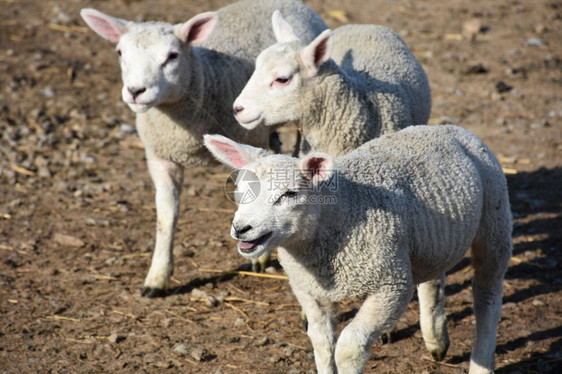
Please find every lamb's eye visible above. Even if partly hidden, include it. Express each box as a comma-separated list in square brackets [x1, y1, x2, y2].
[163, 52, 179, 66]
[273, 76, 292, 86]
[117, 49, 122, 57]
[274, 190, 298, 205]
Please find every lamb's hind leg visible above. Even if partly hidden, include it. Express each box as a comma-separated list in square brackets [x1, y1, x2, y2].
[418, 273, 450, 361]
[142, 157, 183, 297]
[469, 221, 512, 373]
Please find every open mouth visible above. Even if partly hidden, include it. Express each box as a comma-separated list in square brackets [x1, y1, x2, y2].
[238, 232, 272, 254]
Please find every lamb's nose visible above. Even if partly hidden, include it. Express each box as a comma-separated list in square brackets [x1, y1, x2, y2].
[128, 86, 146, 100]
[233, 224, 252, 237]
[233, 104, 244, 115]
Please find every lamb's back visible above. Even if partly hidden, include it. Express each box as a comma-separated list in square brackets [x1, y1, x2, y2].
[205, 0, 327, 60]
[336, 126, 493, 283]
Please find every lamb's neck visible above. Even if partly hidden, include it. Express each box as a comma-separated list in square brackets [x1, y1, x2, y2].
[299, 64, 379, 155]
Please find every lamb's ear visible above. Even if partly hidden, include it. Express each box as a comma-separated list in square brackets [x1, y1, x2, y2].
[299, 29, 333, 78]
[272, 10, 299, 43]
[80, 8, 128, 43]
[175, 12, 218, 45]
[204, 134, 269, 169]
[299, 152, 335, 185]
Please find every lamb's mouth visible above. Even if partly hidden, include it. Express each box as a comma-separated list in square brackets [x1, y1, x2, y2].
[236, 114, 263, 129]
[238, 232, 273, 254]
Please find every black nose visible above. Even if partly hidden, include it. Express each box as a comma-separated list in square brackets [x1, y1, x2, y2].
[233, 104, 244, 115]
[128, 86, 146, 100]
[233, 224, 252, 237]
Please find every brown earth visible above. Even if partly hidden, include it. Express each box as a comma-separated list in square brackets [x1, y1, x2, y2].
[0, 0, 561, 373]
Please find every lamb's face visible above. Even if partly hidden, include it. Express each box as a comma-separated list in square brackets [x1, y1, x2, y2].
[233, 29, 332, 129]
[81, 9, 218, 114]
[117, 26, 185, 113]
[203, 134, 335, 260]
[233, 43, 304, 129]
[231, 157, 311, 259]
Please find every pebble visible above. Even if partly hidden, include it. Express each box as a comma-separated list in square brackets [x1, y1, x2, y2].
[496, 81, 513, 93]
[532, 299, 545, 306]
[255, 337, 269, 347]
[108, 333, 124, 344]
[191, 288, 208, 299]
[524, 38, 545, 47]
[53, 233, 85, 247]
[190, 346, 206, 361]
[173, 343, 189, 355]
[283, 345, 295, 357]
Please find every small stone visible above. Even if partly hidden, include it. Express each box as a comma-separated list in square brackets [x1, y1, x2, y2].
[532, 299, 545, 306]
[205, 296, 218, 307]
[191, 288, 208, 299]
[268, 355, 282, 364]
[283, 345, 295, 357]
[108, 333, 124, 343]
[173, 343, 189, 355]
[54, 233, 84, 247]
[255, 337, 269, 347]
[190, 346, 206, 362]
[495, 81, 513, 93]
[234, 317, 246, 327]
[120, 124, 136, 133]
[524, 38, 545, 47]
[41, 87, 55, 98]
[265, 266, 277, 274]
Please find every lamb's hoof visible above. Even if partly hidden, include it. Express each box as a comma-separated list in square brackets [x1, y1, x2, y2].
[251, 251, 271, 273]
[430, 345, 449, 362]
[380, 330, 393, 344]
[301, 311, 308, 331]
[251, 261, 265, 273]
[141, 286, 167, 298]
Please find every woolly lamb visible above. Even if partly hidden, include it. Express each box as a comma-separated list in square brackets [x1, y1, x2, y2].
[204, 125, 512, 374]
[80, 0, 327, 297]
[233, 11, 431, 156]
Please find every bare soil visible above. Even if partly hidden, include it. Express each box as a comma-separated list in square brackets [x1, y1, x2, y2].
[1, 0, 561, 373]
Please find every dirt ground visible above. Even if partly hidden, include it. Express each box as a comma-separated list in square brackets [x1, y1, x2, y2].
[1, 0, 561, 373]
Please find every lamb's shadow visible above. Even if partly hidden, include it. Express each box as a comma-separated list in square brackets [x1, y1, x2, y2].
[446, 327, 562, 373]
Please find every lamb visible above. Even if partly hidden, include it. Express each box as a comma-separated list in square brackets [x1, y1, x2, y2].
[80, 0, 327, 297]
[204, 124, 512, 374]
[233, 11, 431, 156]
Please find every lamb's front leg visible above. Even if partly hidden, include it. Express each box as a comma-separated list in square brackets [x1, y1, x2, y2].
[335, 283, 412, 374]
[293, 288, 338, 374]
[141, 157, 184, 297]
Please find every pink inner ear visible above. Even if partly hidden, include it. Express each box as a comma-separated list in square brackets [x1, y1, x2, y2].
[314, 38, 329, 65]
[305, 157, 329, 179]
[210, 140, 248, 168]
[85, 15, 123, 43]
[185, 16, 216, 45]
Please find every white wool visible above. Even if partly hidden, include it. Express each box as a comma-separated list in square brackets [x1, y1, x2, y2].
[81, 0, 327, 296]
[204, 125, 512, 374]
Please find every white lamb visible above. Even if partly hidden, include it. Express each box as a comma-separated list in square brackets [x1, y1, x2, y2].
[233, 11, 431, 156]
[80, 0, 327, 297]
[204, 125, 512, 374]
